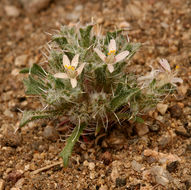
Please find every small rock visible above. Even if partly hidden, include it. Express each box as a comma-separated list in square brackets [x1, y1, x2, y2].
[15, 178, 25, 188]
[149, 123, 160, 132]
[4, 5, 20, 17]
[169, 104, 182, 118]
[3, 109, 14, 118]
[135, 123, 149, 136]
[177, 85, 189, 96]
[2, 126, 22, 147]
[115, 177, 127, 187]
[100, 151, 112, 165]
[131, 160, 143, 172]
[66, 12, 81, 21]
[0, 179, 5, 190]
[158, 134, 171, 148]
[119, 21, 130, 28]
[97, 18, 104, 24]
[89, 172, 95, 179]
[186, 88, 191, 97]
[43, 125, 59, 141]
[7, 170, 23, 183]
[166, 161, 179, 173]
[83, 160, 89, 167]
[15, 54, 28, 67]
[150, 166, 171, 186]
[184, 179, 191, 190]
[126, 184, 141, 190]
[111, 161, 121, 182]
[186, 144, 191, 152]
[144, 149, 180, 164]
[157, 103, 168, 115]
[20, 0, 51, 13]
[99, 185, 108, 190]
[88, 162, 95, 171]
[11, 68, 20, 76]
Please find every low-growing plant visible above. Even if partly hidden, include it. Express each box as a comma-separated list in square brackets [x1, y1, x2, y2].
[20, 24, 183, 166]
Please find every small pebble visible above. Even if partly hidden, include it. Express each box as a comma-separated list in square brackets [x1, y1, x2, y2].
[15, 54, 28, 67]
[135, 123, 149, 136]
[157, 103, 168, 115]
[150, 166, 171, 186]
[3, 109, 13, 118]
[166, 161, 179, 173]
[20, 0, 51, 13]
[43, 125, 59, 141]
[88, 162, 95, 171]
[2, 126, 22, 147]
[0, 179, 5, 190]
[100, 151, 112, 165]
[158, 134, 171, 148]
[99, 185, 108, 190]
[169, 104, 182, 118]
[186, 144, 191, 152]
[115, 177, 127, 187]
[149, 123, 160, 132]
[131, 160, 143, 172]
[7, 170, 23, 183]
[4, 5, 20, 17]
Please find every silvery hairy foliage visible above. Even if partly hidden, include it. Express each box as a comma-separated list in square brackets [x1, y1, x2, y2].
[20, 24, 182, 166]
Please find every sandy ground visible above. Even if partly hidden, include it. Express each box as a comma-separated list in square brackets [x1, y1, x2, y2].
[0, 0, 191, 189]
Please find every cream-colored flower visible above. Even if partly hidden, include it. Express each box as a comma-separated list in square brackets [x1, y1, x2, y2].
[54, 54, 86, 88]
[157, 59, 183, 86]
[137, 66, 160, 87]
[94, 39, 129, 73]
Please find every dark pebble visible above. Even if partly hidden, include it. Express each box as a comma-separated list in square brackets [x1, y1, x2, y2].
[7, 170, 23, 183]
[126, 183, 141, 190]
[2, 127, 22, 147]
[186, 88, 191, 97]
[169, 104, 182, 118]
[149, 123, 160, 132]
[185, 180, 191, 190]
[115, 177, 127, 187]
[166, 161, 179, 173]
[18, 96, 26, 102]
[186, 144, 191, 152]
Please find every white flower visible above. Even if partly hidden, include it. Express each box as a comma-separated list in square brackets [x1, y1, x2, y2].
[158, 59, 183, 86]
[94, 39, 129, 73]
[54, 54, 86, 88]
[137, 66, 160, 88]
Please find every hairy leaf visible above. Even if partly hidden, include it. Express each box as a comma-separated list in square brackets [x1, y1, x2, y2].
[20, 110, 60, 127]
[23, 76, 47, 95]
[79, 25, 93, 47]
[60, 123, 86, 167]
[110, 88, 140, 111]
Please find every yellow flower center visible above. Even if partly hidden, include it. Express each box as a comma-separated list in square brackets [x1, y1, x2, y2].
[175, 65, 179, 69]
[64, 65, 77, 78]
[107, 50, 116, 55]
[64, 65, 75, 71]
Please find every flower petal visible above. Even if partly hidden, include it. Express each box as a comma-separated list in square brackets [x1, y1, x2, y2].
[108, 39, 116, 52]
[77, 62, 86, 75]
[114, 51, 129, 63]
[94, 48, 106, 61]
[54, 73, 68, 79]
[107, 64, 114, 73]
[71, 54, 79, 68]
[159, 59, 171, 72]
[63, 55, 70, 67]
[70, 78, 77, 88]
[172, 77, 183, 84]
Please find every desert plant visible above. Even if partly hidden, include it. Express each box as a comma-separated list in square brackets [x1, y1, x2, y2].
[20, 24, 182, 166]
